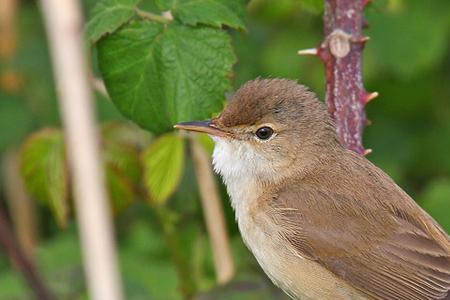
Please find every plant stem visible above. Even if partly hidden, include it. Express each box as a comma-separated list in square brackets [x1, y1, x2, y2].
[154, 206, 196, 299]
[320, 0, 374, 154]
[299, 0, 375, 154]
[0, 206, 56, 300]
[190, 136, 235, 284]
[135, 8, 171, 24]
[40, 1, 124, 299]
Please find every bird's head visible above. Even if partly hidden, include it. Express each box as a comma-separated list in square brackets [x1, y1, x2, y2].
[175, 79, 339, 183]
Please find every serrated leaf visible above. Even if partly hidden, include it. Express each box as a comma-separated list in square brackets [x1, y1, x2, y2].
[20, 129, 68, 227]
[101, 121, 153, 149]
[105, 165, 135, 214]
[156, 0, 247, 29]
[98, 20, 235, 133]
[142, 133, 185, 204]
[86, 0, 142, 43]
[102, 124, 142, 213]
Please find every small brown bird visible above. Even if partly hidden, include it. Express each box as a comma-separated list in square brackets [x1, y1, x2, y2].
[175, 79, 450, 300]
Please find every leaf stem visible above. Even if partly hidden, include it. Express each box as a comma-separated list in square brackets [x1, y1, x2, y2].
[135, 8, 171, 24]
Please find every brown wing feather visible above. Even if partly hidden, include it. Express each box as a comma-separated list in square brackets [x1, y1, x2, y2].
[274, 188, 450, 300]
[272, 152, 450, 300]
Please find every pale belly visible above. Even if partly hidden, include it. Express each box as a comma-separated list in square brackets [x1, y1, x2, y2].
[237, 213, 371, 300]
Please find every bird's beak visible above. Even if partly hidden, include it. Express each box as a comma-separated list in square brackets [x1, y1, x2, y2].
[174, 120, 230, 137]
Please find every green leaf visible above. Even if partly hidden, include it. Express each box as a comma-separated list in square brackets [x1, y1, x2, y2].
[20, 129, 69, 227]
[419, 180, 450, 233]
[104, 160, 136, 214]
[86, 0, 142, 43]
[156, 0, 247, 29]
[142, 133, 185, 204]
[98, 20, 235, 133]
[101, 121, 153, 149]
[102, 126, 142, 213]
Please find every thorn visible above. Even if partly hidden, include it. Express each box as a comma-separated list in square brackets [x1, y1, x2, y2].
[363, 0, 372, 7]
[365, 118, 372, 126]
[364, 148, 373, 156]
[353, 36, 370, 44]
[360, 36, 370, 43]
[297, 48, 318, 56]
[364, 91, 379, 103]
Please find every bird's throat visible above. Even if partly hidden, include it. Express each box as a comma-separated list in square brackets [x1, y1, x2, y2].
[212, 137, 266, 218]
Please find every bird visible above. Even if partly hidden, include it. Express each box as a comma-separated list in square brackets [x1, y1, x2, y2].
[175, 78, 450, 300]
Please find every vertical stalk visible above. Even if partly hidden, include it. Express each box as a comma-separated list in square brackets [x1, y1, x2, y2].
[0, 207, 56, 300]
[40, 1, 124, 299]
[190, 136, 235, 284]
[298, 0, 377, 154]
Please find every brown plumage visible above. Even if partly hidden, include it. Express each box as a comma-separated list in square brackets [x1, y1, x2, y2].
[176, 78, 450, 300]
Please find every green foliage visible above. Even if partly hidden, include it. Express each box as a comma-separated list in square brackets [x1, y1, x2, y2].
[101, 122, 144, 213]
[142, 133, 185, 204]
[0, 95, 33, 153]
[20, 129, 69, 227]
[366, 0, 450, 78]
[299, 0, 324, 14]
[86, 0, 142, 43]
[156, 0, 248, 29]
[97, 19, 235, 133]
[121, 221, 182, 299]
[420, 180, 450, 232]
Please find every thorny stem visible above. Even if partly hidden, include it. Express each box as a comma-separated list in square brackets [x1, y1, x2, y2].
[321, 0, 373, 154]
[299, 0, 376, 155]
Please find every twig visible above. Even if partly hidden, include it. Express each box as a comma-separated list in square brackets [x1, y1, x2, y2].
[39, 1, 124, 299]
[0, 206, 56, 300]
[190, 136, 235, 284]
[298, 0, 376, 154]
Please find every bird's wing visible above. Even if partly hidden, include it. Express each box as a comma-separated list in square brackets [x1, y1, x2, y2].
[272, 187, 450, 300]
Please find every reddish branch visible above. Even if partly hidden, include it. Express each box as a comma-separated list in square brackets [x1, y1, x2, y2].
[0, 207, 56, 300]
[299, 0, 377, 155]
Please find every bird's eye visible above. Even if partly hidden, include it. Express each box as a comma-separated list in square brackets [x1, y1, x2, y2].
[255, 126, 274, 140]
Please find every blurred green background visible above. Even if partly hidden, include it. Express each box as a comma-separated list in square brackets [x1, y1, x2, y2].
[0, 0, 449, 299]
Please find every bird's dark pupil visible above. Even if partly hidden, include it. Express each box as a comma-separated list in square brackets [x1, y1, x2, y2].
[256, 127, 273, 140]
